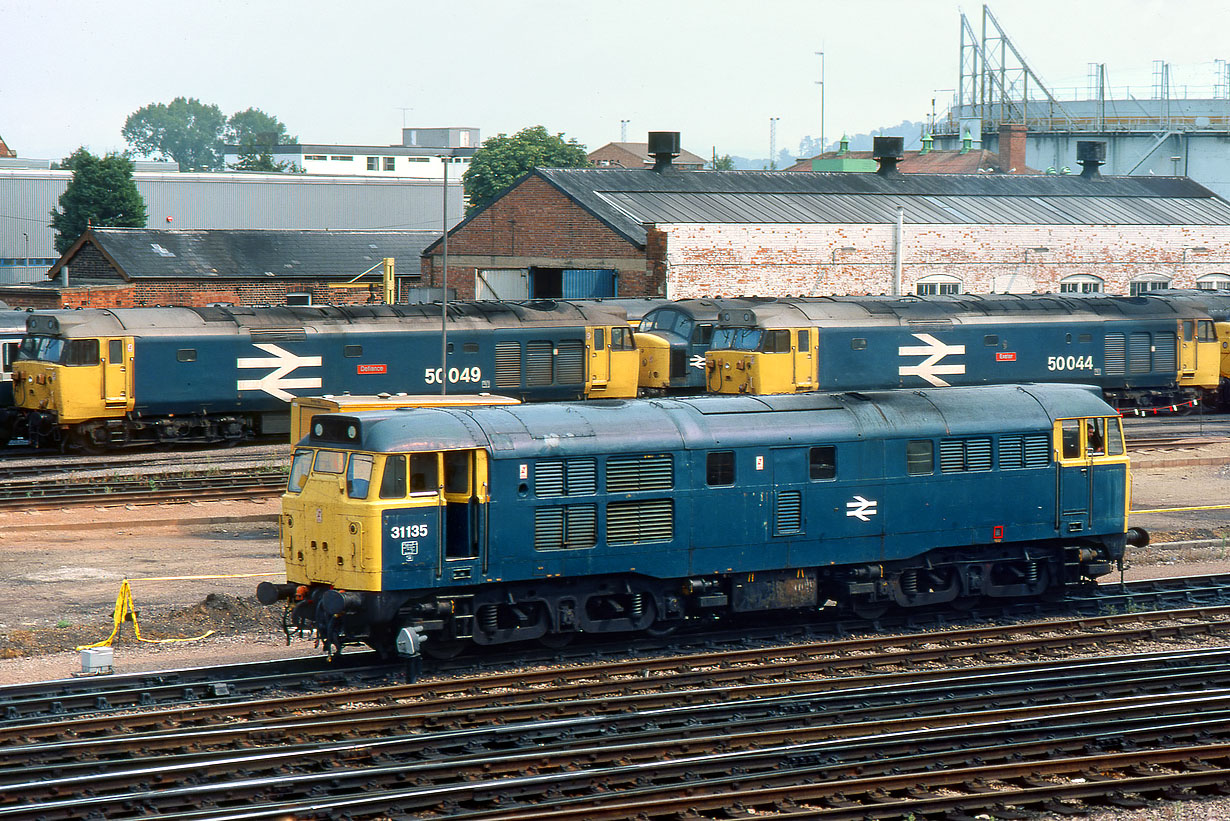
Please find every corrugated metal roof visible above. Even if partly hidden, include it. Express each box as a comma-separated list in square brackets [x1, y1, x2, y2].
[63, 228, 441, 280]
[530, 168, 1230, 248]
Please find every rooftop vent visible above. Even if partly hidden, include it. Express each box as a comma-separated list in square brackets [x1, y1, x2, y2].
[873, 136, 904, 176]
[1076, 140, 1106, 180]
[648, 131, 681, 173]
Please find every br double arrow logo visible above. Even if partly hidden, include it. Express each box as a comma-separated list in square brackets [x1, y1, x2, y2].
[898, 333, 966, 387]
[236, 344, 323, 402]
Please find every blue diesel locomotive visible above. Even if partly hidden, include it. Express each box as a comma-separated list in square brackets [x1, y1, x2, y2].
[3, 301, 637, 449]
[258, 383, 1143, 657]
[636, 293, 1224, 407]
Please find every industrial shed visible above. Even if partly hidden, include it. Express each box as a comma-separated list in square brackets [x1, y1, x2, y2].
[422, 135, 1230, 300]
[0, 228, 441, 308]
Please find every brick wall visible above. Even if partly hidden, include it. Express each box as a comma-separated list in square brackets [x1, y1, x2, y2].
[658, 223, 1230, 298]
[0, 280, 378, 309]
[422, 174, 661, 298]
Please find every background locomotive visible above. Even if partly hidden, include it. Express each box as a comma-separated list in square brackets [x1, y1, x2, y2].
[634, 293, 1224, 408]
[4, 301, 637, 449]
[258, 383, 1142, 658]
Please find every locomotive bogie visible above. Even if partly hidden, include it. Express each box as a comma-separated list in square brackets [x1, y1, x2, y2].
[264, 384, 1136, 656]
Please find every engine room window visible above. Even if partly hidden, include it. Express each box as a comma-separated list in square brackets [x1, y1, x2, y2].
[463, 342, 479, 353]
[906, 440, 934, 475]
[287, 449, 312, 493]
[347, 454, 374, 499]
[409, 453, 438, 494]
[707, 451, 735, 486]
[984, 335, 999, 346]
[177, 348, 197, 362]
[343, 345, 363, 358]
[313, 450, 346, 474]
[63, 339, 99, 366]
[851, 338, 867, 350]
[380, 455, 407, 499]
[809, 446, 836, 480]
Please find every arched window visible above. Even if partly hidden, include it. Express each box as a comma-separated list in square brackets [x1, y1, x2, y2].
[1059, 274, 1104, 294]
[1196, 273, 1230, 291]
[1129, 274, 1171, 296]
[914, 274, 962, 296]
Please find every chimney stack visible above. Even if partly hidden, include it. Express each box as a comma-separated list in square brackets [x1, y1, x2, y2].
[872, 136, 904, 176]
[1076, 140, 1106, 180]
[998, 123, 1027, 173]
[648, 131, 681, 173]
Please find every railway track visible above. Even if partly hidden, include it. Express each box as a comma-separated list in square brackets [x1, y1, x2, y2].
[0, 468, 288, 508]
[5, 608, 1230, 817]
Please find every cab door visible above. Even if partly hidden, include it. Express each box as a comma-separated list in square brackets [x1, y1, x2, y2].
[586, 326, 610, 388]
[102, 337, 131, 407]
[1179, 319, 1198, 380]
[793, 329, 816, 391]
[443, 449, 487, 581]
[1055, 418, 1092, 533]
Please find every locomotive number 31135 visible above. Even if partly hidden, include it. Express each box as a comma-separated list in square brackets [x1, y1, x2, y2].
[390, 523, 430, 539]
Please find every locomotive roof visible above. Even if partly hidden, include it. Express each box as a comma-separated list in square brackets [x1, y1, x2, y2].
[22, 300, 631, 338]
[709, 293, 1211, 329]
[309, 383, 1110, 457]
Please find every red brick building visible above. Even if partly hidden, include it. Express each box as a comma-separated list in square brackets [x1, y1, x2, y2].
[422, 138, 1230, 300]
[0, 228, 442, 308]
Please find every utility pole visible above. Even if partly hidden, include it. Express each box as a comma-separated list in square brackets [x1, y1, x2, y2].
[815, 51, 825, 153]
[769, 117, 780, 169]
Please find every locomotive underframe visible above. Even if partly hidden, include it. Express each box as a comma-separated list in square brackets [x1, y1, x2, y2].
[13, 409, 255, 450]
[280, 534, 1125, 657]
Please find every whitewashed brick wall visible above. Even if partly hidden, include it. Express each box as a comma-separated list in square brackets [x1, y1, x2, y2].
[657, 223, 1230, 298]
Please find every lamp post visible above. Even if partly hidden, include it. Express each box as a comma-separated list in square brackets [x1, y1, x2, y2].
[439, 154, 449, 396]
[769, 117, 780, 170]
[815, 51, 825, 154]
[620, 119, 629, 142]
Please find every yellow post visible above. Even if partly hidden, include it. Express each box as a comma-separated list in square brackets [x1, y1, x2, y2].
[383, 258, 396, 304]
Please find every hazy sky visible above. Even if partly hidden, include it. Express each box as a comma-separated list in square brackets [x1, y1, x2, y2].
[4, 0, 1229, 163]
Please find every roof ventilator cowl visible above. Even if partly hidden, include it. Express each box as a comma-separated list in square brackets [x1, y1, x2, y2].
[648, 131, 681, 173]
[1077, 140, 1107, 180]
[873, 136, 904, 176]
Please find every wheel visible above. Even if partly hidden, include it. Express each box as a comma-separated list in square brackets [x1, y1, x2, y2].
[423, 639, 468, 660]
[849, 599, 890, 620]
[538, 632, 575, 650]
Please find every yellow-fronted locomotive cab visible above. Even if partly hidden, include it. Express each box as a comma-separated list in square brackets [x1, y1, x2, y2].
[706, 325, 818, 394]
[273, 420, 492, 655]
[585, 324, 638, 398]
[13, 333, 135, 447]
[634, 331, 673, 390]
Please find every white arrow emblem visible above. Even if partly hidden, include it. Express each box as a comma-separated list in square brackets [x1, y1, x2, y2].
[846, 495, 878, 522]
[689, 354, 706, 370]
[237, 343, 322, 402]
[898, 333, 966, 387]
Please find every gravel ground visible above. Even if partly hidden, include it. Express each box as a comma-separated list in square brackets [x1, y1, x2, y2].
[0, 449, 1227, 818]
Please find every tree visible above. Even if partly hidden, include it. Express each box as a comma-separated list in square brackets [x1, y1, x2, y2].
[711, 153, 736, 171]
[226, 108, 298, 172]
[50, 148, 147, 254]
[462, 126, 590, 214]
[122, 97, 227, 171]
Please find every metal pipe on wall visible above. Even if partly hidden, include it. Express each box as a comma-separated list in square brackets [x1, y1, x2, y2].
[893, 207, 905, 296]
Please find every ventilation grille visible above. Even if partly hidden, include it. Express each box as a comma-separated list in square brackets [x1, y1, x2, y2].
[1104, 334, 1126, 376]
[1154, 333, 1177, 372]
[535, 505, 597, 550]
[775, 491, 802, 535]
[1023, 434, 1050, 467]
[249, 328, 306, 342]
[535, 459, 596, 497]
[494, 341, 521, 388]
[1129, 332, 1152, 373]
[606, 455, 673, 493]
[607, 499, 673, 544]
[940, 438, 993, 473]
[525, 340, 554, 386]
[556, 339, 585, 384]
[999, 436, 1024, 470]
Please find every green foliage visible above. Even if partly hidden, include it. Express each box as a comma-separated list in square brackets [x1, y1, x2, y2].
[226, 108, 298, 172]
[122, 97, 227, 171]
[712, 154, 736, 171]
[50, 148, 147, 254]
[462, 126, 590, 215]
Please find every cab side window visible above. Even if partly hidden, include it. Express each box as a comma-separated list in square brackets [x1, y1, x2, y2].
[1060, 420, 1082, 460]
[380, 455, 407, 499]
[610, 326, 635, 351]
[64, 339, 99, 366]
[763, 329, 791, 353]
[108, 339, 123, 363]
[409, 453, 438, 494]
